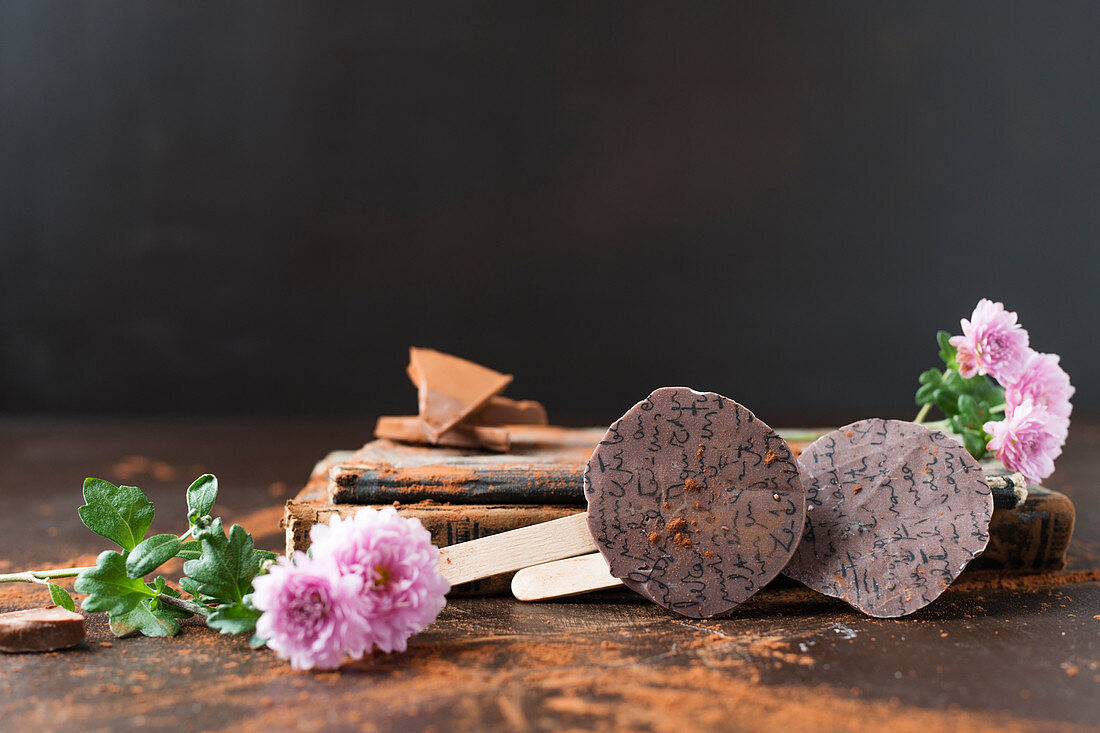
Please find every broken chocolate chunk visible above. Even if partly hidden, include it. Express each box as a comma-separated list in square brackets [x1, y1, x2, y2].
[0, 606, 85, 653]
[467, 396, 548, 426]
[408, 347, 513, 441]
[374, 416, 511, 452]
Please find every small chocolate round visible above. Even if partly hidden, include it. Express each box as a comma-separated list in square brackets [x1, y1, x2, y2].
[783, 418, 993, 618]
[584, 387, 806, 618]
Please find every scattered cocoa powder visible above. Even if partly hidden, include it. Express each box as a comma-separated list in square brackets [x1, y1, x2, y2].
[666, 517, 687, 534]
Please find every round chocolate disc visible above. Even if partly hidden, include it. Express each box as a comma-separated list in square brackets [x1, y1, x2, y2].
[584, 387, 806, 618]
[783, 418, 994, 618]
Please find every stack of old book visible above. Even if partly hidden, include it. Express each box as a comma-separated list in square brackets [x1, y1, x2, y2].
[284, 349, 1076, 594]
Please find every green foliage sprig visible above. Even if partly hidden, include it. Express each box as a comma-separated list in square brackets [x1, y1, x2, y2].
[914, 330, 1005, 459]
[0, 475, 275, 642]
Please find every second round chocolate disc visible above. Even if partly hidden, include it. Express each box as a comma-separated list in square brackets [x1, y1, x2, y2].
[584, 387, 806, 618]
[783, 418, 994, 617]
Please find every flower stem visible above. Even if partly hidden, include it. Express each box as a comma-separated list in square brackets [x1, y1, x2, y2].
[0, 566, 96, 584]
[913, 403, 932, 425]
[157, 594, 210, 618]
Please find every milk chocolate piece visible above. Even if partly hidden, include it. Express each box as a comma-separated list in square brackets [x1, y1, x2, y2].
[783, 419, 994, 618]
[408, 347, 513, 441]
[468, 396, 548, 426]
[374, 416, 511, 452]
[585, 387, 806, 618]
[0, 606, 85, 653]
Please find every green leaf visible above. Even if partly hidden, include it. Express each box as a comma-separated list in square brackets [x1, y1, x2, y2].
[937, 330, 958, 368]
[183, 520, 265, 604]
[186, 474, 218, 526]
[175, 541, 202, 561]
[48, 583, 76, 612]
[918, 368, 943, 386]
[956, 394, 979, 418]
[77, 478, 155, 552]
[206, 595, 263, 635]
[126, 534, 183, 579]
[74, 551, 156, 616]
[960, 428, 988, 460]
[109, 598, 182, 637]
[178, 575, 204, 597]
[933, 388, 957, 417]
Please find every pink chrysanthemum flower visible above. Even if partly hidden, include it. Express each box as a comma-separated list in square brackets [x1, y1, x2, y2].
[1005, 350, 1074, 424]
[252, 553, 372, 670]
[949, 299, 1030, 382]
[984, 398, 1066, 484]
[308, 507, 449, 654]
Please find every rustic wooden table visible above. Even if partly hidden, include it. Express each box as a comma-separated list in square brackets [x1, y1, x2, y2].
[1, 416, 1097, 732]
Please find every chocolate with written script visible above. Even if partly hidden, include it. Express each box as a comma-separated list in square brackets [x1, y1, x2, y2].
[585, 387, 807, 618]
[783, 419, 994, 618]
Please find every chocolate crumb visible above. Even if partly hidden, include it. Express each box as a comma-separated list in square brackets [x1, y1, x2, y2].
[647, 531, 661, 545]
[703, 550, 716, 559]
[764, 449, 778, 465]
[666, 517, 687, 534]
[684, 477, 700, 492]
[673, 533, 693, 548]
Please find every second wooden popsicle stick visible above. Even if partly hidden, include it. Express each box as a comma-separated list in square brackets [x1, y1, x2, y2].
[436, 512, 595, 586]
[511, 553, 619, 601]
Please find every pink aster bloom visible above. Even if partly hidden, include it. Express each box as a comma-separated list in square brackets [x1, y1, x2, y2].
[1005, 350, 1074, 423]
[984, 398, 1066, 484]
[252, 553, 372, 670]
[308, 507, 449, 654]
[949, 299, 1030, 382]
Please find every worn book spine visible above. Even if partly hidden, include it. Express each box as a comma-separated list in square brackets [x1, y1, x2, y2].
[328, 462, 1028, 508]
[329, 463, 587, 505]
[284, 487, 1073, 595]
[284, 497, 579, 595]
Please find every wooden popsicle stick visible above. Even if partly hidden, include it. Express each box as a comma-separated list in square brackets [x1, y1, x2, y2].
[511, 553, 621, 601]
[436, 512, 596, 586]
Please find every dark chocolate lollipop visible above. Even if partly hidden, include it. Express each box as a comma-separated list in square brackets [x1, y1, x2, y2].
[783, 418, 993, 618]
[584, 387, 806, 618]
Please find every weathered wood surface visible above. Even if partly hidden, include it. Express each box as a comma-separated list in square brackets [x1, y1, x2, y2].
[0, 416, 1097, 732]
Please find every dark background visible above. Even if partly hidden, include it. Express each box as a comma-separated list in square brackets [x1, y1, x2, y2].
[2, 2, 1097, 423]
